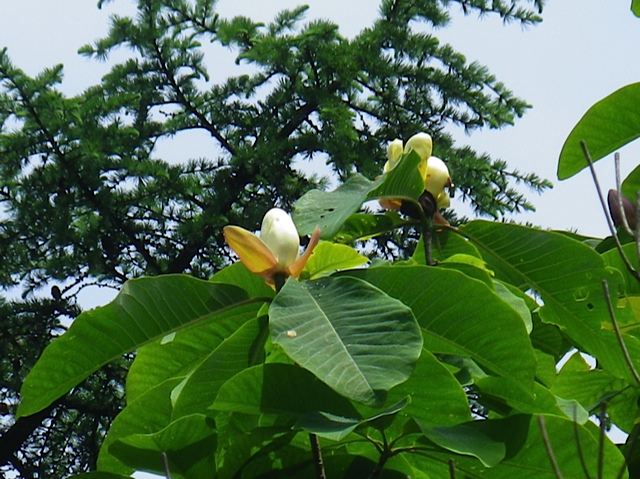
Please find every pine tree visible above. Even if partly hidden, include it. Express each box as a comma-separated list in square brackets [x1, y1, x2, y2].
[0, 0, 548, 476]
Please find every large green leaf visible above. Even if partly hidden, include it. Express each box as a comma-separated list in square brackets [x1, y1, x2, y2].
[475, 376, 589, 423]
[70, 474, 132, 479]
[633, 0, 640, 17]
[353, 266, 536, 385]
[296, 398, 409, 441]
[300, 241, 369, 280]
[366, 150, 425, 201]
[385, 348, 472, 427]
[170, 317, 267, 419]
[409, 415, 627, 478]
[212, 363, 360, 418]
[269, 276, 422, 406]
[332, 211, 410, 244]
[461, 220, 640, 384]
[602, 242, 640, 295]
[18, 275, 261, 418]
[417, 420, 506, 468]
[109, 414, 216, 479]
[126, 302, 262, 402]
[293, 174, 376, 238]
[558, 82, 640, 180]
[293, 150, 424, 239]
[553, 352, 627, 409]
[98, 378, 181, 475]
[215, 424, 297, 479]
[209, 261, 276, 299]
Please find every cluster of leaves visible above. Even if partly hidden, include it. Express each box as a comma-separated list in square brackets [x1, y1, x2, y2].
[16, 141, 640, 478]
[0, 0, 551, 476]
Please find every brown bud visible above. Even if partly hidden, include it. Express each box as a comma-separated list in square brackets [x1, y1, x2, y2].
[608, 190, 637, 230]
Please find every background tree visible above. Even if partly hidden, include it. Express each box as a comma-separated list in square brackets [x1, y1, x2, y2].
[0, 0, 548, 476]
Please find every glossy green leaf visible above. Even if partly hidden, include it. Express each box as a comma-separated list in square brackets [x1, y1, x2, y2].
[296, 398, 409, 441]
[602, 242, 640, 294]
[215, 424, 296, 479]
[18, 275, 259, 418]
[366, 150, 425, 202]
[109, 414, 216, 479]
[558, 82, 640, 180]
[300, 241, 369, 280]
[127, 303, 262, 402]
[552, 353, 628, 413]
[293, 174, 376, 238]
[633, 0, 640, 17]
[293, 151, 424, 239]
[385, 348, 472, 427]
[98, 378, 181, 475]
[621, 163, 640, 202]
[212, 363, 360, 418]
[269, 276, 422, 405]
[475, 376, 588, 423]
[354, 266, 536, 385]
[493, 281, 532, 334]
[210, 261, 276, 299]
[418, 420, 506, 468]
[170, 318, 267, 419]
[69, 473, 132, 479]
[461, 220, 640, 384]
[332, 211, 409, 243]
[437, 254, 495, 288]
[413, 226, 482, 264]
[408, 415, 627, 478]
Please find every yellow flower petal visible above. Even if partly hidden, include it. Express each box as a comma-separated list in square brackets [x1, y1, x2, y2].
[385, 139, 404, 172]
[423, 156, 451, 198]
[404, 133, 432, 162]
[435, 190, 450, 209]
[287, 226, 321, 278]
[379, 198, 403, 211]
[223, 225, 279, 277]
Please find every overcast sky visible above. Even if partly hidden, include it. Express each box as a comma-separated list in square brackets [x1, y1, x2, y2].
[1, 1, 639, 477]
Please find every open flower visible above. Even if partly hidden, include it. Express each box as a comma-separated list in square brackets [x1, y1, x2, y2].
[223, 208, 320, 285]
[380, 132, 452, 212]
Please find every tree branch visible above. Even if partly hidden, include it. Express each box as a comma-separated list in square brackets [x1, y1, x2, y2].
[0, 405, 55, 469]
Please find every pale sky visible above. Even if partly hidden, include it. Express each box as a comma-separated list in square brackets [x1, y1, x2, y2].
[1, 2, 639, 477]
[2, 1, 639, 237]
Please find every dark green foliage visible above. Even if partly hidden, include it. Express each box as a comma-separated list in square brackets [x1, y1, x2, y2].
[0, 0, 548, 476]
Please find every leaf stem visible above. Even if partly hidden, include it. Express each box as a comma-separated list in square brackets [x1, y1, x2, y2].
[448, 459, 457, 479]
[581, 141, 640, 282]
[537, 416, 564, 479]
[601, 279, 640, 386]
[598, 402, 606, 479]
[571, 404, 591, 479]
[423, 221, 433, 266]
[162, 452, 172, 479]
[310, 433, 327, 479]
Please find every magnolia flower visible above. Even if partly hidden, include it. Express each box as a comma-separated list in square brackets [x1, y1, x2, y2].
[223, 208, 320, 285]
[423, 156, 452, 209]
[380, 132, 452, 212]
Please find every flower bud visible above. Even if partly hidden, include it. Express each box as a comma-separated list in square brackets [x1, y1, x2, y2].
[423, 156, 451, 200]
[383, 139, 404, 173]
[405, 133, 432, 179]
[260, 208, 300, 269]
[404, 133, 433, 161]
